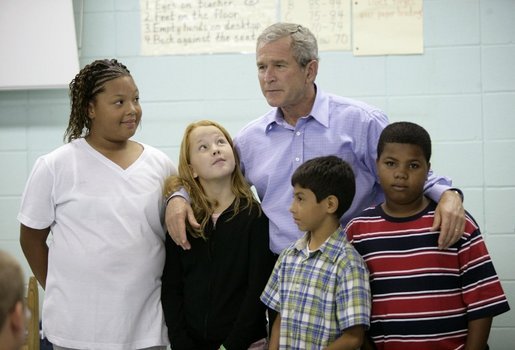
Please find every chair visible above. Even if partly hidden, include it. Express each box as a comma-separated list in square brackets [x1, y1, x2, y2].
[21, 276, 40, 350]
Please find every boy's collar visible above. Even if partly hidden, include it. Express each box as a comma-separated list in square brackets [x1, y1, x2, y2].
[294, 227, 346, 262]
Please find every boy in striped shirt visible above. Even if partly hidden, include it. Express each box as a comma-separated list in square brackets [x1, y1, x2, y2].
[346, 121, 510, 349]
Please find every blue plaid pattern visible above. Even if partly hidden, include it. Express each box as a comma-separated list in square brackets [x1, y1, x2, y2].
[261, 227, 371, 349]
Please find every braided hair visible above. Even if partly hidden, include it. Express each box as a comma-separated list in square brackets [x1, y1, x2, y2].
[64, 59, 131, 142]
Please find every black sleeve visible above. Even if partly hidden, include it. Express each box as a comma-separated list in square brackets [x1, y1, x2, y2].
[161, 233, 198, 350]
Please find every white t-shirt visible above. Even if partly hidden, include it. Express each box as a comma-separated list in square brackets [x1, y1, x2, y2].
[18, 138, 176, 350]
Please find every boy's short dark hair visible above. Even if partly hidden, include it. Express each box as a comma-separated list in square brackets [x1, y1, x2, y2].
[377, 121, 432, 163]
[291, 156, 355, 218]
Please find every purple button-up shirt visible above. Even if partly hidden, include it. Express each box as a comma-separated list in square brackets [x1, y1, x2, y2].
[235, 87, 452, 254]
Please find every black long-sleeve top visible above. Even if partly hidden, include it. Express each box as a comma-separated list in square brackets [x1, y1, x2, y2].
[161, 199, 276, 350]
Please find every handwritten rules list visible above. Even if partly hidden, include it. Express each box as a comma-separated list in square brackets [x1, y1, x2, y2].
[141, 0, 276, 55]
[281, 0, 351, 51]
[141, 0, 424, 56]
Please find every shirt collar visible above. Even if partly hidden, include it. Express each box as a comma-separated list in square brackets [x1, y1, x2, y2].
[263, 84, 330, 134]
[293, 226, 347, 263]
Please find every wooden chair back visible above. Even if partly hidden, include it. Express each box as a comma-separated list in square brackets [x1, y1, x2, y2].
[21, 276, 40, 350]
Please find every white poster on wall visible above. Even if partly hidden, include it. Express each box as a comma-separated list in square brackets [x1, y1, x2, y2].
[280, 0, 351, 51]
[352, 0, 423, 56]
[141, 0, 276, 55]
[0, 0, 79, 90]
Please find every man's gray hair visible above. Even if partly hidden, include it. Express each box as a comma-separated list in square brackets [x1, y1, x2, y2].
[257, 23, 319, 67]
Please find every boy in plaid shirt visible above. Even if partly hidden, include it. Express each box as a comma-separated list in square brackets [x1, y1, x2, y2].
[261, 156, 371, 349]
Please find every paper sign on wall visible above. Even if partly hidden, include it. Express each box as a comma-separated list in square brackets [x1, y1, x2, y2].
[141, 0, 423, 56]
[141, 0, 276, 55]
[280, 0, 351, 51]
[352, 0, 423, 56]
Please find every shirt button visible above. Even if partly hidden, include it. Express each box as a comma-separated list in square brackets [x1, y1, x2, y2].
[295, 157, 300, 162]
[296, 131, 301, 136]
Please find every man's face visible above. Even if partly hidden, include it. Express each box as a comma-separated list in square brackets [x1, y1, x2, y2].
[256, 36, 313, 110]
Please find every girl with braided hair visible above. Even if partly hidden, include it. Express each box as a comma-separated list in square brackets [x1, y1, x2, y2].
[18, 59, 176, 350]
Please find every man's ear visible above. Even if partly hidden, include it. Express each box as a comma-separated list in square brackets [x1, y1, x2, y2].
[305, 59, 319, 83]
[326, 195, 339, 215]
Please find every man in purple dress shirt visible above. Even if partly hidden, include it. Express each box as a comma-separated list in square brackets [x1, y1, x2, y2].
[165, 23, 465, 254]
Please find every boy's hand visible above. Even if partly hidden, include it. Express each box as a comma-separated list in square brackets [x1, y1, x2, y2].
[165, 196, 198, 250]
[323, 325, 364, 350]
[432, 190, 465, 249]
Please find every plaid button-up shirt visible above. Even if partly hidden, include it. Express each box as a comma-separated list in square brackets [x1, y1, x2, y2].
[261, 227, 371, 349]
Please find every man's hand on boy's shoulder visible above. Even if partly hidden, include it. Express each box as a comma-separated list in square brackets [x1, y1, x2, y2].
[432, 189, 465, 249]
